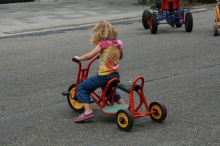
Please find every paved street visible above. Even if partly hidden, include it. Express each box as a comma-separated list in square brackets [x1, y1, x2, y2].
[0, 1, 220, 146]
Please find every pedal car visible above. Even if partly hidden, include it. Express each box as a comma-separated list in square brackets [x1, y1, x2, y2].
[213, 0, 220, 36]
[62, 56, 167, 131]
[142, 0, 193, 34]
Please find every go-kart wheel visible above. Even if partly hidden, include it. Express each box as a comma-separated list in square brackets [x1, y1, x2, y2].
[149, 102, 167, 122]
[174, 12, 183, 28]
[67, 84, 84, 113]
[185, 12, 193, 32]
[142, 10, 151, 29]
[116, 109, 134, 131]
[213, 25, 218, 36]
[150, 14, 158, 34]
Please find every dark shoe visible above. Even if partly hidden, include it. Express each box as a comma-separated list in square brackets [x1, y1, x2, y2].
[74, 112, 95, 122]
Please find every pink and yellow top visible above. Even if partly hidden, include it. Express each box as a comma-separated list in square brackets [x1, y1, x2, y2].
[98, 40, 123, 76]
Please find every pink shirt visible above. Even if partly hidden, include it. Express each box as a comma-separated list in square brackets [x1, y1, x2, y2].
[98, 40, 123, 75]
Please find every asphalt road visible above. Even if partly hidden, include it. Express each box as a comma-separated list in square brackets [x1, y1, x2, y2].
[1, 8, 220, 146]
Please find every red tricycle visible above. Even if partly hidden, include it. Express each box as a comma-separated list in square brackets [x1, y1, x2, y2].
[62, 56, 167, 131]
[213, 1, 220, 36]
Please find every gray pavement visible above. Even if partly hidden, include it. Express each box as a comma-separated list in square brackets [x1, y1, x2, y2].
[0, 0, 148, 37]
[0, 0, 208, 38]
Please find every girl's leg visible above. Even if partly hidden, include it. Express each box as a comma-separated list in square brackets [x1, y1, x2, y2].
[76, 74, 113, 112]
[114, 91, 126, 104]
[83, 103, 93, 114]
[116, 99, 125, 104]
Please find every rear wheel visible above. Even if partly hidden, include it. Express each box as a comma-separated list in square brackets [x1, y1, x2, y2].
[185, 12, 193, 32]
[67, 84, 84, 112]
[149, 102, 167, 122]
[116, 109, 134, 131]
[150, 14, 158, 34]
[213, 25, 218, 36]
[142, 10, 151, 29]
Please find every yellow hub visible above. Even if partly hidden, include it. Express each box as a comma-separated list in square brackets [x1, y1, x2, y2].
[117, 113, 129, 128]
[151, 105, 162, 119]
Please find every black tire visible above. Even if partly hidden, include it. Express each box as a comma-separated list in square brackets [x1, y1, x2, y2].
[149, 102, 167, 122]
[185, 12, 193, 32]
[142, 10, 151, 29]
[116, 109, 134, 131]
[67, 84, 84, 113]
[213, 25, 218, 36]
[174, 12, 183, 28]
[150, 14, 158, 34]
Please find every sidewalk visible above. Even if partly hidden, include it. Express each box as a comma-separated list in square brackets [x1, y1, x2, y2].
[0, 0, 208, 38]
[0, 0, 149, 37]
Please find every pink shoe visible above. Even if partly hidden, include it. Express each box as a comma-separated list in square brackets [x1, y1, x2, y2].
[74, 112, 95, 123]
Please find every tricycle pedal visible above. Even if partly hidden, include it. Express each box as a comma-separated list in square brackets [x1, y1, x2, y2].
[62, 91, 70, 96]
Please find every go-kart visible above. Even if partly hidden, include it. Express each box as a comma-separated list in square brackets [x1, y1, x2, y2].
[142, 0, 193, 34]
[62, 56, 167, 131]
[213, 1, 220, 36]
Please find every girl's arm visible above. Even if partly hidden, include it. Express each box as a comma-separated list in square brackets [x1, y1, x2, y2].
[120, 50, 123, 60]
[74, 44, 101, 61]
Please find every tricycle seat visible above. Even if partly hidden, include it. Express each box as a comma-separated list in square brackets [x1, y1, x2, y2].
[117, 84, 141, 93]
[117, 84, 131, 93]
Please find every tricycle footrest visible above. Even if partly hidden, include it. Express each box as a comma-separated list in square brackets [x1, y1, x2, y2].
[62, 91, 70, 96]
[102, 104, 129, 114]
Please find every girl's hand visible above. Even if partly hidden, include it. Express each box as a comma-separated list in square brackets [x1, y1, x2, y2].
[74, 56, 80, 60]
[74, 45, 101, 61]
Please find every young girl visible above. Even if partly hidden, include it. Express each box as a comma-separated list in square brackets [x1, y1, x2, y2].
[74, 21, 125, 123]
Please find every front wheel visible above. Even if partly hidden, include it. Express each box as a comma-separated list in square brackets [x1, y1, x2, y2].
[142, 10, 151, 29]
[116, 109, 134, 131]
[67, 84, 84, 113]
[150, 14, 158, 34]
[185, 12, 193, 32]
[149, 102, 167, 122]
[213, 25, 218, 36]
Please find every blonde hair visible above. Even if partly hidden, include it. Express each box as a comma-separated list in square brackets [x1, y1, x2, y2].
[90, 21, 118, 45]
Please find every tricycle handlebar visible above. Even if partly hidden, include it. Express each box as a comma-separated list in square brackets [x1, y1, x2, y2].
[72, 57, 79, 63]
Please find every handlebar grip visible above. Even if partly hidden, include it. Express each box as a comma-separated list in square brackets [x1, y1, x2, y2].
[72, 58, 79, 63]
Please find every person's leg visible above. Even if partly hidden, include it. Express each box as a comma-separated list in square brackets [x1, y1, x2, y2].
[103, 73, 126, 104]
[75, 74, 114, 121]
[75, 75, 108, 122]
[116, 99, 125, 104]
[83, 103, 93, 114]
[114, 91, 126, 104]
[77, 74, 112, 100]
